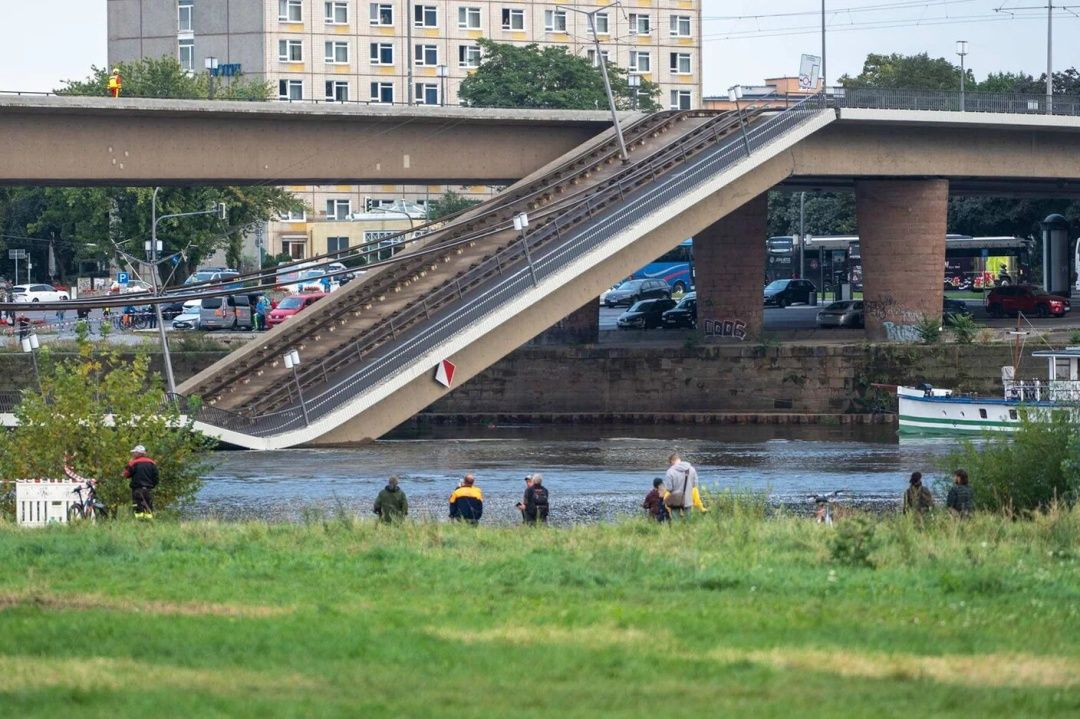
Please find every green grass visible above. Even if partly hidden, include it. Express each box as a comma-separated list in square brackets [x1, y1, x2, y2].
[1, 508, 1079, 717]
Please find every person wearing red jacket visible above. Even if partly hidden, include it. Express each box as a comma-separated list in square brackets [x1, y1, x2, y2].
[123, 444, 159, 519]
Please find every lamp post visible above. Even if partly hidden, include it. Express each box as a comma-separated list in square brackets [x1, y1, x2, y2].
[821, 0, 827, 96]
[436, 64, 448, 106]
[955, 41, 968, 111]
[513, 212, 538, 286]
[21, 332, 41, 392]
[728, 85, 751, 157]
[283, 348, 310, 426]
[558, 4, 628, 162]
[205, 56, 219, 99]
[628, 73, 641, 110]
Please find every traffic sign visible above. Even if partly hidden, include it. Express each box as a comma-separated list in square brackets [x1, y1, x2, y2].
[434, 359, 456, 388]
[7, 249, 26, 259]
[117, 272, 129, 285]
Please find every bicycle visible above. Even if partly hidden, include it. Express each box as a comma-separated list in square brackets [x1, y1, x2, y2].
[808, 489, 846, 525]
[67, 478, 109, 523]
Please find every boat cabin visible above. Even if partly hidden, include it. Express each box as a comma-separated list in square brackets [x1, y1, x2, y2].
[1008, 347, 1080, 401]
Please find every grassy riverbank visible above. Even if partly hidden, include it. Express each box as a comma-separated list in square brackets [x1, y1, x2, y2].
[1, 509, 1078, 717]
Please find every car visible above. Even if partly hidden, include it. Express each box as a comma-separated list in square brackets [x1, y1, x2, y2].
[266, 292, 326, 328]
[816, 300, 864, 328]
[603, 279, 671, 308]
[199, 294, 254, 331]
[986, 284, 1070, 318]
[184, 268, 242, 290]
[617, 298, 677, 329]
[764, 279, 816, 308]
[661, 292, 696, 328]
[171, 311, 200, 330]
[290, 268, 339, 294]
[942, 297, 972, 324]
[110, 279, 153, 294]
[12, 284, 68, 303]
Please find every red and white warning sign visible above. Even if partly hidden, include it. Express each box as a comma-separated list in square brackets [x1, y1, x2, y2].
[434, 359, 456, 388]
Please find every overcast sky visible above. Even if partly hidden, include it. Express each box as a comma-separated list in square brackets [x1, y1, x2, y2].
[0, 1, 1075, 97]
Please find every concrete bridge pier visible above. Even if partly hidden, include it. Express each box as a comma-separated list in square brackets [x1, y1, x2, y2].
[855, 179, 949, 341]
[693, 193, 768, 343]
[539, 300, 599, 344]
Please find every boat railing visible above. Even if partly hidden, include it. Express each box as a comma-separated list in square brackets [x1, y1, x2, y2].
[1004, 379, 1080, 403]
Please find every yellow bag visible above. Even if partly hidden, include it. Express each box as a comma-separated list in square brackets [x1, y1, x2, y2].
[692, 486, 708, 513]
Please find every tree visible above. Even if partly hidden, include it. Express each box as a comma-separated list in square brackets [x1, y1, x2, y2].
[427, 191, 482, 221]
[767, 192, 856, 238]
[0, 335, 213, 516]
[57, 56, 271, 101]
[459, 39, 660, 111]
[839, 52, 970, 90]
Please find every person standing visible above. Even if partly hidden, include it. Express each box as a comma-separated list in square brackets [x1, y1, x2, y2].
[449, 473, 483, 524]
[515, 475, 534, 522]
[255, 295, 271, 331]
[123, 444, 159, 519]
[903, 471, 934, 515]
[663, 452, 698, 518]
[946, 469, 974, 517]
[642, 478, 670, 522]
[373, 475, 408, 523]
[522, 473, 549, 525]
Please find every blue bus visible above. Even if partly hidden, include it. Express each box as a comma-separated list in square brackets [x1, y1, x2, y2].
[629, 239, 693, 293]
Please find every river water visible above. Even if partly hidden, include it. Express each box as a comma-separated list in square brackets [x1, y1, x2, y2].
[192, 425, 963, 524]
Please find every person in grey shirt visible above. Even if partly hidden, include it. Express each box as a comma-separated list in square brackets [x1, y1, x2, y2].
[946, 468, 974, 517]
[663, 452, 698, 518]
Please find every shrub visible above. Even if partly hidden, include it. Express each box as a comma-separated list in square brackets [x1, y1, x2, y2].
[915, 315, 942, 344]
[948, 313, 979, 344]
[1071, 329, 1080, 345]
[828, 515, 879, 568]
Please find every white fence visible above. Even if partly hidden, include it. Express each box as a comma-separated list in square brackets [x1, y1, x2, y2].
[14, 479, 81, 527]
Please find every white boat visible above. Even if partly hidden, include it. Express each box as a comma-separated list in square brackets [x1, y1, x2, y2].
[898, 347, 1080, 434]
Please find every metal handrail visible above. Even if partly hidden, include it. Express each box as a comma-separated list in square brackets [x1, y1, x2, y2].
[183, 95, 827, 436]
[835, 87, 1080, 116]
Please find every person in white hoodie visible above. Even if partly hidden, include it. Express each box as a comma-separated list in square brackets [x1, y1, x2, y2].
[663, 452, 698, 518]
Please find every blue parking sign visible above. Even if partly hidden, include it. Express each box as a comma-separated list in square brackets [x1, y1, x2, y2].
[117, 272, 129, 285]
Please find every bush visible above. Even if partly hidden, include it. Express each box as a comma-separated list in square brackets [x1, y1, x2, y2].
[943, 411, 1080, 512]
[828, 515, 879, 568]
[915, 315, 942, 344]
[948, 313, 979, 344]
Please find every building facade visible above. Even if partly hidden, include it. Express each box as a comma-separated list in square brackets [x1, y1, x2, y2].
[108, 0, 702, 261]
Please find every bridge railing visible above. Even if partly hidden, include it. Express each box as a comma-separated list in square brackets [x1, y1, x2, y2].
[185, 95, 830, 439]
[834, 87, 1080, 117]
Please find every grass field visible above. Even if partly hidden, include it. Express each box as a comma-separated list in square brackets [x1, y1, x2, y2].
[1, 506, 1078, 717]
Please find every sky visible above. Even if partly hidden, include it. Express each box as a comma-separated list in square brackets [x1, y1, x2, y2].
[0, 1, 1075, 97]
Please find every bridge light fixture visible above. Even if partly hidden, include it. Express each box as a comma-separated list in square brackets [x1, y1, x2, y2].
[955, 41, 968, 112]
[727, 85, 751, 157]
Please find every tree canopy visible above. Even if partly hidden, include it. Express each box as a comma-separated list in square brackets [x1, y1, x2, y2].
[427, 191, 483, 221]
[459, 39, 660, 111]
[57, 56, 271, 101]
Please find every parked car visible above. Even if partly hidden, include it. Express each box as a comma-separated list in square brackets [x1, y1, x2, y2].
[986, 285, 1070, 318]
[764, 279, 816, 308]
[816, 300, 864, 328]
[661, 292, 697, 328]
[199, 294, 254, 331]
[109, 279, 153, 294]
[603, 279, 671, 308]
[170, 300, 202, 330]
[12, 284, 68, 302]
[617, 298, 677, 329]
[266, 292, 326, 328]
[184, 267, 242, 290]
[942, 297, 972, 324]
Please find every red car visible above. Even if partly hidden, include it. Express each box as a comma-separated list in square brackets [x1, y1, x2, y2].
[986, 285, 1070, 318]
[266, 292, 325, 328]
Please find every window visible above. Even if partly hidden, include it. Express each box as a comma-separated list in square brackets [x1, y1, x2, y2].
[458, 6, 481, 29]
[414, 44, 438, 66]
[325, 1, 348, 24]
[278, 0, 302, 22]
[370, 81, 394, 104]
[592, 12, 609, 35]
[414, 5, 438, 27]
[325, 80, 349, 101]
[178, 39, 194, 71]
[279, 39, 303, 62]
[369, 3, 393, 25]
[325, 41, 349, 64]
[282, 237, 306, 259]
[327, 236, 350, 253]
[458, 44, 481, 68]
[415, 82, 439, 105]
[279, 208, 306, 221]
[365, 198, 395, 211]
[669, 89, 691, 110]
[629, 51, 650, 73]
[544, 8, 567, 32]
[178, 0, 193, 32]
[670, 15, 691, 37]
[278, 79, 303, 100]
[370, 42, 394, 65]
[502, 8, 524, 30]
[629, 13, 650, 35]
[326, 199, 352, 220]
[670, 52, 691, 74]
[586, 49, 609, 67]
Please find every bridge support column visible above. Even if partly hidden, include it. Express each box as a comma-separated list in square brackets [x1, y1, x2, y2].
[695, 193, 768, 342]
[538, 300, 598, 344]
[855, 179, 948, 341]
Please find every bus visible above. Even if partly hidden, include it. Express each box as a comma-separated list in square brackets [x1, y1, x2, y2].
[628, 239, 693, 293]
[766, 235, 858, 291]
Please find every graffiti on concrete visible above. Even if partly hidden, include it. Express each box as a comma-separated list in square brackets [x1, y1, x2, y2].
[882, 321, 921, 342]
[863, 294, 921, 324]
[703, 318, 748, 341]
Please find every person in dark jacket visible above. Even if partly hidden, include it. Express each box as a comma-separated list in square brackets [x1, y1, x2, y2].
[946, 468, 974, 517]
[449, 474, 483, 524]
[123, 444, 159, 519]
[515, 475, 534, 522]
[522, 473, 549, 525]
[373, 475, 408, 523]
[642, 478, 670, 522]
[903, 471, 934, 515]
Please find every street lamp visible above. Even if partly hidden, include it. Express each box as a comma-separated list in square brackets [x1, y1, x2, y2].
[21, 332, 41, 392]
[205, 56, 219, 99]
[513, 212, 538, 286]
[628, 73, 641, 110]
[557, 4, 629, 162]
[436, 64, 448, 106]
[283, 348, 310, 426]
[955, 41, 968, 111]
[728, 85, 751, 157]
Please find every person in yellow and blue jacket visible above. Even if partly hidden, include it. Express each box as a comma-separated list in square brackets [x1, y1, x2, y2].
[449, 474, 484, 524]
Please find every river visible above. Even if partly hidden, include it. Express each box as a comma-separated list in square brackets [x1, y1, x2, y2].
[192, 424, 963, 524]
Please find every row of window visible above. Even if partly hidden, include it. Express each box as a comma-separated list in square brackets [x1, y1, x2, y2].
[282, 198, 430, 222]
[272, 0, 693, 36]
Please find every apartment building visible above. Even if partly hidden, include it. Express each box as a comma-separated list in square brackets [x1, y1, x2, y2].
[108, 0, 702, 260]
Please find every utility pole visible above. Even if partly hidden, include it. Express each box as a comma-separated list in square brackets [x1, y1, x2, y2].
[956, 41, 968, 112]
[799, 192, 806, 280]
[995, 3, 1055, 113]
[406, 1, 413, 105]
[821, 0, 827, 96]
